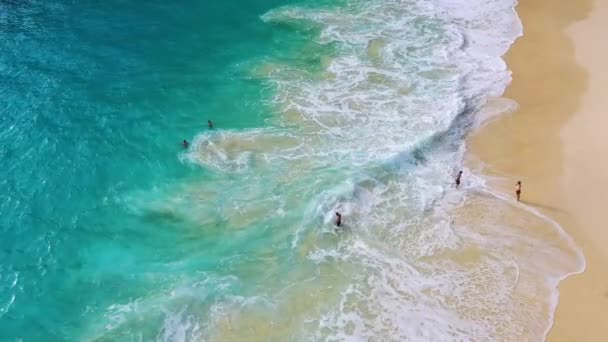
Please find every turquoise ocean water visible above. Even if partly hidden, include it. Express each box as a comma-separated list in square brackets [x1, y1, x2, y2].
[0, 0, 583, 340]
[0, 0, 298, 338]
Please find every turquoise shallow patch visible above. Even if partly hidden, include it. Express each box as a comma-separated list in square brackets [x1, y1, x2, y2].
[0, 0, 310, 339]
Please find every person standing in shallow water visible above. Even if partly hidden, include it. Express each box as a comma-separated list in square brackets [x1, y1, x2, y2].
[516, 181, 522, 201]
[208, 120, 213, 129]
[182, 140, 189, 148]
[455, 170, 463, 188]
[335, 212, 342, 227]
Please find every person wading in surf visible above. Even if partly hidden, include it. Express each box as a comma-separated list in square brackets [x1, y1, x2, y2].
[183, 140, 189, 148]
[516, 181, 522, 201]
[208, 120, 214, 129]
[455, 170, 463, 188]
[335, 212, 342, 227]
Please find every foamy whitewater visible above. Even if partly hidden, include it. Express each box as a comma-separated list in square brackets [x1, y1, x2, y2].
[145, 0, 586, 340]
[3, 0, 583, 340]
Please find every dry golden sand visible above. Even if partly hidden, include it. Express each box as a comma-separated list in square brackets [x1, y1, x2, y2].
[468, 0, 608, 340]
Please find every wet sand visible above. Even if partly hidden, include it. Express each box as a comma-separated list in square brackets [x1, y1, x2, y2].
[467, 0, 608, 340]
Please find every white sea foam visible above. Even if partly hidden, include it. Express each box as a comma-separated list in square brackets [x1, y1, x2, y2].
[114, 0, 584, 340]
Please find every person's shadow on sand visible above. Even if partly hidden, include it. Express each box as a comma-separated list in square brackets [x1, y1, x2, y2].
[520, 200, 568, 215]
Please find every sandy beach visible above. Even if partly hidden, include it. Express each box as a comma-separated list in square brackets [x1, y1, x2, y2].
[468, 0, 608, 340]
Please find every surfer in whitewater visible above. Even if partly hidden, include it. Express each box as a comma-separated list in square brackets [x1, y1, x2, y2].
[455, 170, 463, 188]
[335, 212, 342, 227]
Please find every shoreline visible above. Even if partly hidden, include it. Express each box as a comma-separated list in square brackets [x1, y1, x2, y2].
[468, 0, 608, 340]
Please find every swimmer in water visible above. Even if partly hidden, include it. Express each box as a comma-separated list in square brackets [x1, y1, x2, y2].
[455, 170, 463, 188]
[183, 140, 189, 148]
[516, 181, 522, 201]
[208, 120, 213, 129]
[335, 212, 342, 227]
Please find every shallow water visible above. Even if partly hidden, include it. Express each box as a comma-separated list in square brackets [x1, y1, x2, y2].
[0, 0, 583, 340]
